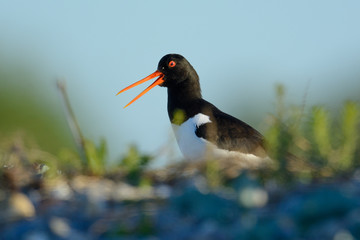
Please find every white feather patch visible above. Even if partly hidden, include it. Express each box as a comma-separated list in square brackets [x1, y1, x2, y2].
[171, 113, 211, 160]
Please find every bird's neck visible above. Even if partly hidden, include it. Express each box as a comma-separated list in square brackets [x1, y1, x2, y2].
[167, 77, 202, 124]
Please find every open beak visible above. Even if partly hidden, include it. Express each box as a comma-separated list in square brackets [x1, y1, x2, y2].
[116, 70, 164, 108]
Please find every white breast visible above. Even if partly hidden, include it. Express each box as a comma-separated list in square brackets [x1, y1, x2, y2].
[171, 113, 211, 160]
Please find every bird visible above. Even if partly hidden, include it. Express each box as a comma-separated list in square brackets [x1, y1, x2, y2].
[117, 54, 270, 168]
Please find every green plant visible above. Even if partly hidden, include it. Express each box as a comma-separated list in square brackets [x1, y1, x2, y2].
[119, 145, 152, 186]
[265, 84, 360, 183]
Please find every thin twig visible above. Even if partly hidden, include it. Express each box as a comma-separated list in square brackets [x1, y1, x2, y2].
[57, 79, 87, 165]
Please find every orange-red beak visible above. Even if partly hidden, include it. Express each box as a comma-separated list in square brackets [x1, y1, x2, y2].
[116, 70, 165, 108]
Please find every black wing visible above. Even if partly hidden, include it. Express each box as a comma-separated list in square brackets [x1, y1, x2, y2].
[194, 100, 267, 158]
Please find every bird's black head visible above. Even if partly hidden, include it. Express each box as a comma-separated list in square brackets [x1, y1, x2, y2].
[117, 53, 200, 108]
[157, 54, 199, 88]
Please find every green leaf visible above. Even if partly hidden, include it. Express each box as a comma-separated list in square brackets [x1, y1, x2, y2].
[311, 106, 332, 158]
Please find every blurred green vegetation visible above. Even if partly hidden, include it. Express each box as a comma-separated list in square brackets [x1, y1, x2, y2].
[118, 145, 152, 185]
[0, 50, 153, 184]
[265, 84, 360, 183]
[0, 55, 75, 154]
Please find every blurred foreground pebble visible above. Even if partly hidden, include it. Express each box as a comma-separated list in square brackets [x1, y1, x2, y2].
[1, 169, 360, 240]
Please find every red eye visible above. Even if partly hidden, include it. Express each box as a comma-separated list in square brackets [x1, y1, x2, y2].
[168, 60, 176, 68]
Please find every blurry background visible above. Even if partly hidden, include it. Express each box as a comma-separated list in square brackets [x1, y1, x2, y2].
[1, 0, 360, 166]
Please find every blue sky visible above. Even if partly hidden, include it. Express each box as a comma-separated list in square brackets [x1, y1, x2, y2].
[1, 1, 360, 165]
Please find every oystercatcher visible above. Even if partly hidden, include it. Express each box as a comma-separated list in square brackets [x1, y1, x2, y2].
[117, 54, 270, 166]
